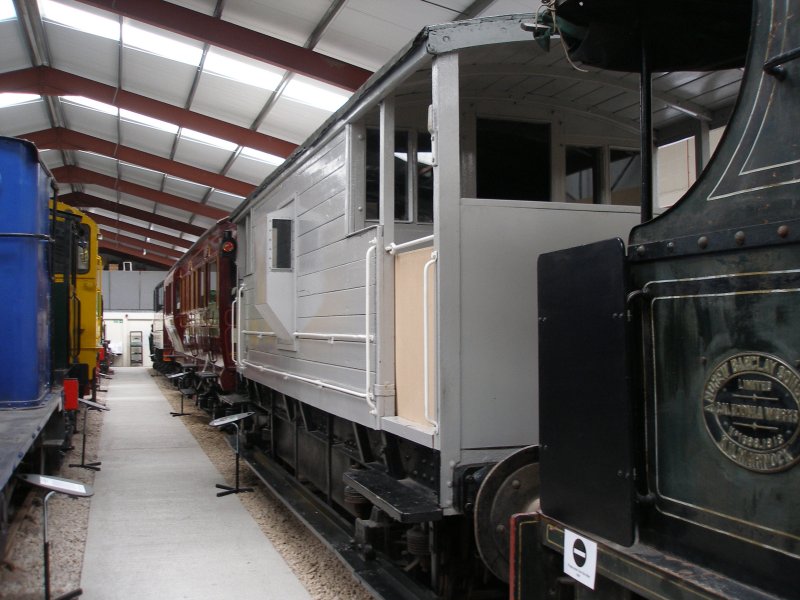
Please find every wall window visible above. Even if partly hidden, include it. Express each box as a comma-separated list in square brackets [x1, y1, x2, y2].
[476, 118, 551, 201]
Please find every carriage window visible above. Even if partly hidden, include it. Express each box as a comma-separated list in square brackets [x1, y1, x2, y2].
[566, 146, 601, 203]
[198, 265, 206, 307]
[476, 119, 550, 201]
[208, 261, 217, 304]
[76, 224, 91, 274]
[609, 149, 641, 206]
[271, 218, 293, 270]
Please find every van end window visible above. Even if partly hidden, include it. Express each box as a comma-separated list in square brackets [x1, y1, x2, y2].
[271, 219, 293, 270]
[476, 118, 551, 201]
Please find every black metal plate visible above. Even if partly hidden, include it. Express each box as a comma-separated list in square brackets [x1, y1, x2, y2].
[538, 238, 635, 545]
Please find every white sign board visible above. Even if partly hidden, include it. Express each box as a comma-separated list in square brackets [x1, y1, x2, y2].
[563, 529, 598, 589]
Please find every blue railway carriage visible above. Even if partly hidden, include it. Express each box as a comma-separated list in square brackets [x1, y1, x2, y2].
[511, 1, 800, 599]
[0, 137, 71, 552]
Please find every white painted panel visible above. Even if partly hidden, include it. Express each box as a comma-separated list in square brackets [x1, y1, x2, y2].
[296, 193, 346, 242]
[297, 286, 365, 318]
[297, 213, 346, 256]
[457, 200, 642, 450]
[296, 260, 366, 298]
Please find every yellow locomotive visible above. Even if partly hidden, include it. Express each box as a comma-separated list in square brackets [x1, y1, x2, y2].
[51, 201, 103, 397]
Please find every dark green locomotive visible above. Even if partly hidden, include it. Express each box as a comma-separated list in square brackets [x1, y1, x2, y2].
[513, 0, 799, 598]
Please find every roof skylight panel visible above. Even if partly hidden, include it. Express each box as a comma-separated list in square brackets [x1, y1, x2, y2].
[122, 22, 202, 66]
[283, 78, 349, 112]
[203, 50, 284, 91]
[0, 93, 41, 108]
[181, 128, 237, 152]
[240, 146, 283, 166]
[0, 0, 15, 21]
[40, 0, 119, 40]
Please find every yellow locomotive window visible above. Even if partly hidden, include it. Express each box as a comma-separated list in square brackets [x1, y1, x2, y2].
[76, 224, 91, 274]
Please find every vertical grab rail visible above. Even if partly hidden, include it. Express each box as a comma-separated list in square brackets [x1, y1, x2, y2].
[365, 239, 377, 413]
[423, 251, 439, 432]
[233, 285, 244, 367]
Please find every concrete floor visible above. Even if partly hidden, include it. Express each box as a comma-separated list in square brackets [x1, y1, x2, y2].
[80, 367, 311, 600]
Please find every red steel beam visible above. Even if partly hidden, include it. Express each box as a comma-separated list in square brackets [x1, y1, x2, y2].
[73, 0, 372, 92]
[99, 240, 175, 267]
[89, 213, 191, 250]
[61, 192, 207, 237]
[0, 67, 297, 157]
[52, 165, 228, 220]
[23, 128, 255, 197]
[99, 230, 183, 261]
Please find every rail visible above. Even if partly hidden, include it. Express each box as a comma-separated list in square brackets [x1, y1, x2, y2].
[231, 285, 241, 365]
[240, 359, 370, 401]
[422, 250, 439, 432]
[364, 239, 377, 412]
[385, 234, 434, 255]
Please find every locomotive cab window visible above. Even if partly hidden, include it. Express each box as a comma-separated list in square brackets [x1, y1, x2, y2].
[76, 223, 91, 274]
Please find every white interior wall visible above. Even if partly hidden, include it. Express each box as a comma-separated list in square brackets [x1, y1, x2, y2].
[103, 311, 157, 368]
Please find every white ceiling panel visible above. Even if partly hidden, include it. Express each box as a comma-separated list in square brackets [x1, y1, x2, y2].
[121, 48, 197, 107]
[190, 72, 272, 128]
[221, 0, 329, 47]
[225, 155, 276, 186]
[187, 215, 216, 230]
[119, 162, 168, 188]
[44, 23, 118, 84]
[258, 95, 333, 144]
[205, 189, 243, 212]
[172, 136, 234, 173]
[164, 0, 217, 16]
[119, 120, 178, 157]
[150, 222, 186, 237]
[0, 19, 31, 71]
[317, 0, 457, 71]
[60, 103, 119, 139]
[75, 150, 118, 175]
[163, 175, 208, 201]
[154, 203, 193, 221]
[0, 100, 51, 137]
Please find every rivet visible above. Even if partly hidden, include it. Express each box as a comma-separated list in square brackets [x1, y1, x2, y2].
[496, 524, 506, 534]
[666, 241, 675, 252]
[778, 225, 789, 238]
[735, 231, 746, 245]
[636, 245, 646, 256]
[511, 479, 520, 489]
[697, 236, 709, 249]
[700, 356, 707, 365]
